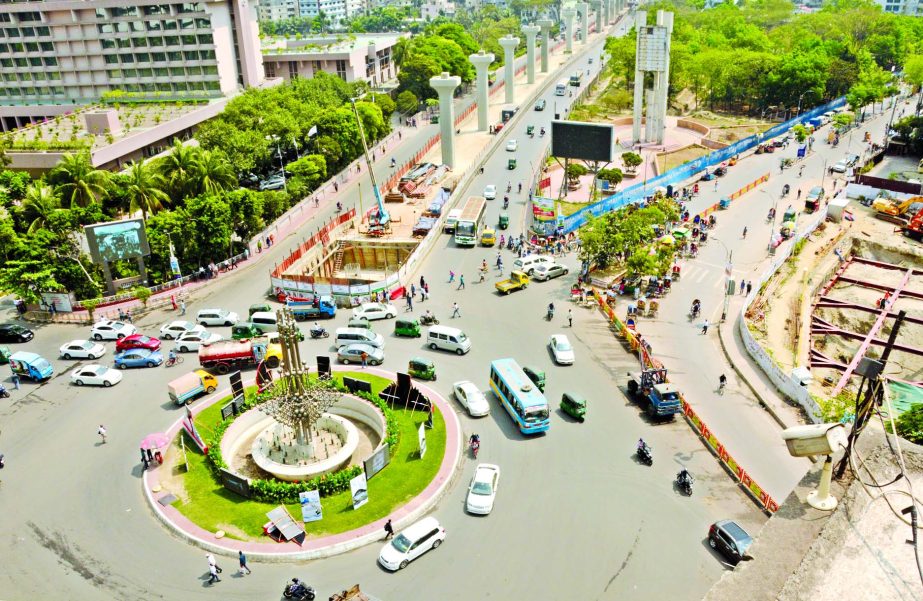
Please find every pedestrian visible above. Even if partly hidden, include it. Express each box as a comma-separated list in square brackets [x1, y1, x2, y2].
[238, 550, 251, 575]
[207, 554, 221, 584]
[797, 189, 802, 200]
[11, 372, 20, 390]
[180, 300, 186, 316]
[97, 424, 107, 444]
[457, 274, 465, 290]
[334, 181, 339, 193]
[405, 294, 413, 312]
[257, 240, 263, 253]
[171, 295, 177, 311]
[701, 319, 709, 335]
[739, 279, 745, 295]
[141, 448, 149, 471]
[448, 270, 455, 283]
[410, 284, 416, 298]
[420, 275, 426, 290]
[451, 302, 460, 318]
[742, 226, 747, 239]
[384, 519, 394, 540]
[125, 310, 132, 323]
[746, 281, 753, 295]
[714, 179, 719, 191]
[146, 448, 154, 463]
[361, 351, 368, 368]
[49, 302, 56, 316]
[799, 165, 804, 177]
[567, 309, 573, 328]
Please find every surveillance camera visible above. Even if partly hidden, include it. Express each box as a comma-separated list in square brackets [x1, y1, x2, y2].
[781, 423, 848, 458]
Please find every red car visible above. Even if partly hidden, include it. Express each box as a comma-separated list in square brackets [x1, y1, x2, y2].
[116, 334, 162, 352]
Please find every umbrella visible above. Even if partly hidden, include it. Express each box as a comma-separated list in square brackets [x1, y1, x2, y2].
[141, 432, 169, 450]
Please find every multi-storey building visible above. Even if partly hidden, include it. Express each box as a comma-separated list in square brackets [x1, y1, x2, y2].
[874, 0, 923, 14]
[0, 0, 264, 131]
[258, 0, 300, 21]
[297, 0, 366, 26]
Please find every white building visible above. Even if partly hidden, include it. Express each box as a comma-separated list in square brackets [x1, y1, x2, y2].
[421, 0, 455, 20]
[262, 33, 405, 86]
[874, 0, 923, 14]
[258, 0, 300, 21]
[298, 0, 367, 26]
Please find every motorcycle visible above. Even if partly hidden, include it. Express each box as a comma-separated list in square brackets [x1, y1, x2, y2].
[539, 128, 546, 137]
[506, 237, 514, 250]
[470, 439, 480, 458]
[546, 306, 555, 321]
[420, 314, 440, 326]
[636, 443, 653, 466]
[676, 470, 694, 496]
[506, 183, 512, 193]
[503, 196, 509, 209]
[0, 385, 9, 399]
[283, 581, 316, 601]
[309, 327, 329, 339]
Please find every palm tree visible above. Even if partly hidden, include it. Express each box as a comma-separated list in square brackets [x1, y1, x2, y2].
[193, 150, 236, 196]
[157, 139, 200, 201]
[124, 161, 170, 221]
[48, 152, 110, 208]
[21, 183, 61, 234]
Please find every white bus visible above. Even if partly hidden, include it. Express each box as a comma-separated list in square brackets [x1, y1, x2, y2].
[454, 196, 487, 247]
[555, 81, 568, 96]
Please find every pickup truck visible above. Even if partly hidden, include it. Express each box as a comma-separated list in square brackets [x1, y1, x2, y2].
[9, 351, 53, 382]
[627, 369, 682, 420]
[495, 271, 529, 295]
[286, 295, 336, 320]
[168, 369, 218, 405]
[199, 340, 282, 375]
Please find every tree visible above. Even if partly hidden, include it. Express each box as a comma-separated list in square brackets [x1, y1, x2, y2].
[193, 149, 236, 197]
[792, 124, 809, 143]
[47, 152, 109, 208]
[597, 168, 624, 187]
[897, 403, 923, 445]
[158, 140, 200, 202]
[20, 183, 61, 234]
[565, 163, 588, 185]
[186, 194, 233, 262]
[124, 161, 170, 221]
[621, 152, 642, 172]
[227, 189, 265, 244]
[398, 54, 443, 100]
[904, 54, 923, 90]
[369, 93, 396, 118]
[287, 154, 327, 191]
[396, 90, 419, 114]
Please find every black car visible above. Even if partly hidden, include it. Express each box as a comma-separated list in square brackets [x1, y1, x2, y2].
[0, 323, 34, 343]
[708, 520, 753, 565]
[534, 99, 546, 111]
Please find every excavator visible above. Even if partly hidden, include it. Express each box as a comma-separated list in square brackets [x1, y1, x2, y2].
[899, 206, 923, 241]
[871, 195, 923, 225]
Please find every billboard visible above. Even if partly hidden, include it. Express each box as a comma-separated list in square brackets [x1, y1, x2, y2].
[299, 490, 323, 522]
[350, 471, 369, 510]
[551, 121, 614, 163]
[84, 218, 151, 263]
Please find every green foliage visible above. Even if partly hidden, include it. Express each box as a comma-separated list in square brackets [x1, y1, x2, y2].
[396, 90, 419, 114]
[132, 285, 152, 307]
[578, 198, 681, 272]
[565, 163, 588, 183]
[897, 403, 923, 445]
[8, 139, 92, 152]
[369, 92, 396, 118]
[891, 115, 923, 154]
[395, 24, 478, 100]
[344, 7, 412, 32]
[80, 297, 101, 321]
[596, 168, 624, 186]
[816, 390, 855, 423]
[47, 152, 110, 208]
[792, 237, 807, 256]
[792, 124, 809, 143]
[621, 152, 643, 170]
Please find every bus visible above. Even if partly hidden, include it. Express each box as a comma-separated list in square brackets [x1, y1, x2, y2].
[489, 358, 550, 435]
[569, 71, 583, 87]
[454, 196, 486, 247]
[555, 80, 568, 96]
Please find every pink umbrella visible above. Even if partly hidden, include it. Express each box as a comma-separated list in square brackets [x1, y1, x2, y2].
[140, 432, 169, 450]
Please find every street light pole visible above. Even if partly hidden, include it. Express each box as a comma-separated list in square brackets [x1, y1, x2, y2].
[712, 235, 733, 322]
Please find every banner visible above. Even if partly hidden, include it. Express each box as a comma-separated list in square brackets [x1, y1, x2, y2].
[299, 490, 323, 522]
[182, 407, 207, 453]
[418, 422, 427, 459]
[539, 176, 551, 190]
[350, 471, 369, 510]
[531, 197, 557, 222]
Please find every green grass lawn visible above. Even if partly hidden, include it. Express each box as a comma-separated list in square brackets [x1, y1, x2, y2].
[171, 372, 448, 541]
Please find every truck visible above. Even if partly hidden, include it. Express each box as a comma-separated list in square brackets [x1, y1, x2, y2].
[495, 271, 530, 295]
[9, 351, 53, 382]
[286, 295, 337, 321]
[626, 368, 682, 420]
[168, 369, 219, 405]
[199, 340, 282, 375]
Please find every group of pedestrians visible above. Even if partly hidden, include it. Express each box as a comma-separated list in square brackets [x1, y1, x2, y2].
[205, 551, 251, 585]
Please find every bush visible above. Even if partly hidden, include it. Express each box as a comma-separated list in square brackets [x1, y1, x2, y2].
[897, 404, 923, 445]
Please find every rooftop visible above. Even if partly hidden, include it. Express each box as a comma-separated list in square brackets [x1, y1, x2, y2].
[261, 33, 407, 56]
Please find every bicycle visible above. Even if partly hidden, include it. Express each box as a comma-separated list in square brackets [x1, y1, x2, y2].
[165, 355, 185, 368]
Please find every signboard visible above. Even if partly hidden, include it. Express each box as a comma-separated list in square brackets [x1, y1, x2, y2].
[343, 376, 372, 395]
[230, 371, 244, 399]
[220, 402, 235, 421]
[41, 292, 74, 313]
[539, 176, 551, 190]
[182, 407, 208, 453]
[363, 445, 391, 480]
[316, 355, 331, 379]
[532, 197, 557, 221]
[84, 218, 151, 263]
[637, 26, 668, 72]
[551, 121, 614, 163]
[350, 471, 369, 510]
[299, 490, 323, 522]
[220, 468, 251, 498]
[418, 422, 427, 459]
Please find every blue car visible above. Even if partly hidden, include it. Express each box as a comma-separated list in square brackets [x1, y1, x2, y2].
[114, 348, 163, 369]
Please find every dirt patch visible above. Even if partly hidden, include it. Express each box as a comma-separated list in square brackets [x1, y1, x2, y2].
[656, 144, 710, 173]
[160, 440, 190, 503]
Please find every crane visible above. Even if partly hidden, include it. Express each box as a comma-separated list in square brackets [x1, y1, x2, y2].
[349, 96, 389, 232]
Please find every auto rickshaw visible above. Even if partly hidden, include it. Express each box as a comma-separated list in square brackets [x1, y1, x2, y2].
[508, 158, 517, 170]
[249, 302, 272, 318]
[232, 322, 262, 339]
[560, 392, 587, 422]
[348, 317, 371, 330]
[480, 227, 497, 246]
[523, 365, 546, 392]
[783, 207, 797, 223]
[0, 346, 10, 364]
[394, 318, 421, 338]
[527, 125, 535, 137]
[408, 357, 436, 381]
[719, 197, 731, 210]
[498, 213, 510, 230]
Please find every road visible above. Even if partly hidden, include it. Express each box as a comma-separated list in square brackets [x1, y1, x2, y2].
[0, 14, 786, 601]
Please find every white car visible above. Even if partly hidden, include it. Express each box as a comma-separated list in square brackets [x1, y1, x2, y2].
[532, 262, 569, 281]
[352, 302, 397, 321]
[378, 517, 446, 571]
[549, 334, 575, 365]
[196, 309, 239, 327]
[831, 160, 848, 173]
[175, 330, 222, 352]
[59, 339, 106, 360]
[466, 463, 501, 515]
[91, 320, 137, 341]
[160, 320, 205, 340]
[506, 139, 518, 152]
[70, 364, 122, 387]
[484, 184, 497, 200]
[452, 381, 490, 417]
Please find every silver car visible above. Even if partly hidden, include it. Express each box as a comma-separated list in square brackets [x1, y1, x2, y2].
[532, 262, 569, 281]
[337, 343, 384, 366]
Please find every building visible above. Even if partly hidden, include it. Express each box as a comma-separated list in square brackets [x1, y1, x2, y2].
[297, 0, 367, 26]
[258, 0, 300, 22]
[873, 0, 923, 14]
[261, 33, 407, 87]
[0, 0, 265, 132]
[421, 0, 455, 20]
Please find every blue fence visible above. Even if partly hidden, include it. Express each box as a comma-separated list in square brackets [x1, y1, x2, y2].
[560, 97, 847, 232]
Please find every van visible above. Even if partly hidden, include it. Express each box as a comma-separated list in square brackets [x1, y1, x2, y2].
[555, 81, 567, 96]
[378, 516, 446, 571]
[427, 325, 471, 355]
[335, 327, 385, 349]
[249, 311, 278, 333]
[513, 255, 553, 275]
[444, 208, 463, 233]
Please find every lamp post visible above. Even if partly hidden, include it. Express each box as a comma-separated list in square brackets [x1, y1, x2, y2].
[761, 189, 778, 255]
[711, 235, 733, 322]
[266, 134, 287, 193]
[796, 89, 818, 118]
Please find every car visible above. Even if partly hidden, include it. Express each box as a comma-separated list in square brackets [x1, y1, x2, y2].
[534, 99, 546, 111]
[549, 334, 575, 365]
[258, 176, 285, 191]
[708, 520, 753, 565]
[378, 517, 446, 571]
[91, 320, 137, 341]
[532, 262, 569, 281]
[337, 343, 384, 366]
[466, 463, 501, 515]
[196, 309, 240, 327]
[114, 348, 163, 369]
[116, 334, 161, 352]
[484, 184, 497, 200]
[506, 139, 518, 152]
[175, 330, 223, 352]
[159, 320, 205, 340]
[831, 159, 849, 173]
[0, 323, 34, 343]
[845, 153, 860, 166]
[352, 302, 397, 321]
[452, 380, 490, 417]
[70, 364, 123, 387]
[59, 340, 106, 360]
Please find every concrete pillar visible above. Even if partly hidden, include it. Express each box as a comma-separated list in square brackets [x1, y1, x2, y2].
[591, 0, 603, 34]
[604, 0, 611, 26]
[470, 51, 494, 132]
[538, 19, 553, 73]
[578, 2, 589, 44]
[652, 10, 674, 145]
[562, 7, 576, 53]
[429, 72, 462, 167]
[631, 10, 647, 143]
[522, 24, 540, 85]
[499, 36, 520, 105]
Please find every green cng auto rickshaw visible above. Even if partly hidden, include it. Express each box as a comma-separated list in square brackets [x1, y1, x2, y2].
[560, 392, 587, 422]
[523, 365, 546, 392]
[0, 346, 10, 364]
[232, 323, 262, 339]
[394, 318, 421, 338]
[348, 317, 372, 330]
[508, 158, 517, 170]
[527, 125, 535, 136]
[248, 303, 272, 318]
[408, 357, 436, 381]
[498, 213, 510, 230]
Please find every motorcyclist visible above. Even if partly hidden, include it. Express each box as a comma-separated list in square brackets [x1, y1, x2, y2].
[547, 302, 555, 319]
[718, 374, 727, 392]
[499, 234, 505, 247]
[390, 158, 396, 168]
[469, 433, 480, 446]
[503, 195, 509, 209]
[167, 349, 177, 365]
[336, 201, 343, 212]
[540, 127, 546, 137]
[678, 468, 691, 485]
[637, 438, 648, 452]
[423, 309, 435, 324]
[311, 322, 324, 336]
[288, 578, 311, 598]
